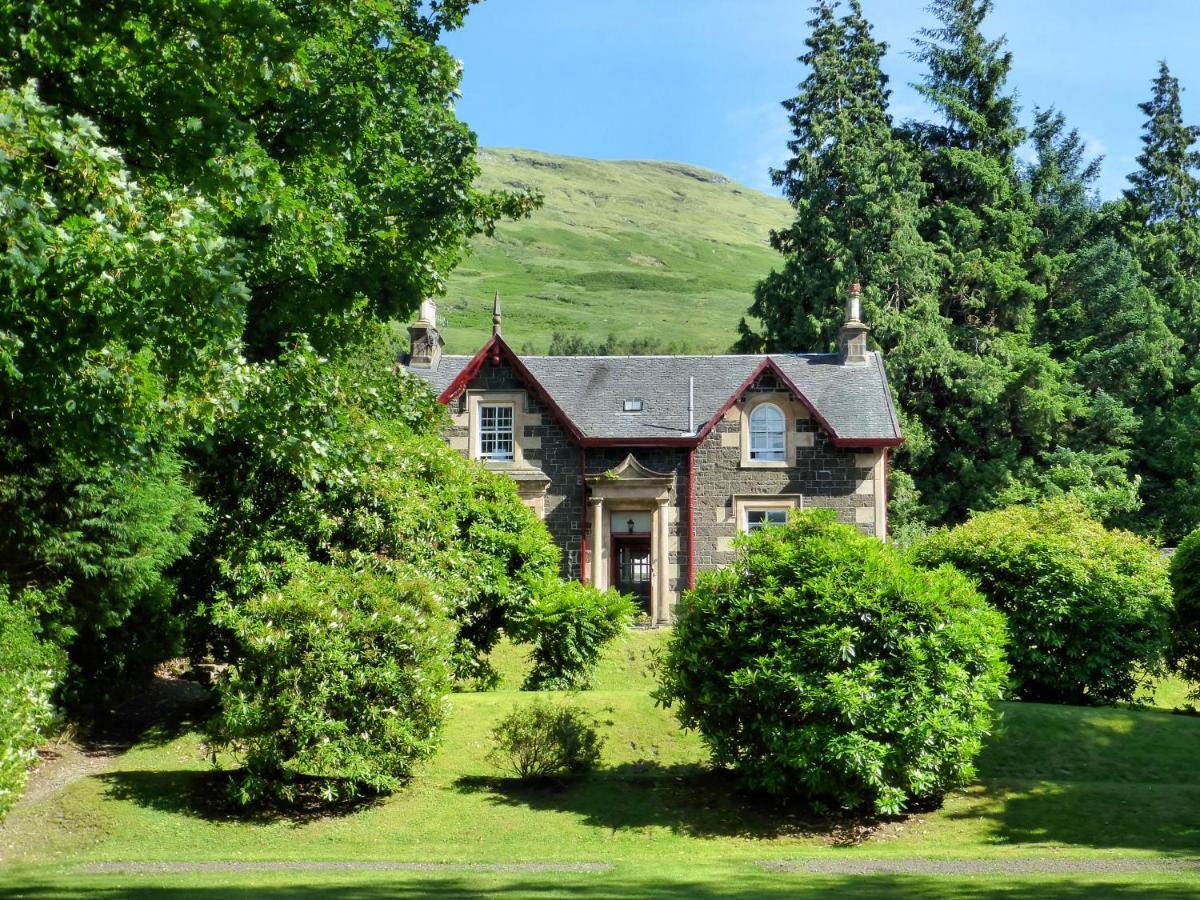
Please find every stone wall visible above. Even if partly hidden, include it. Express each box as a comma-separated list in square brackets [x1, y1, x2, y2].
[584, 446, 691, 608]
[692, 380, 878, 570]
[440, 362, 882, 611]
[448, 359, 586, 579]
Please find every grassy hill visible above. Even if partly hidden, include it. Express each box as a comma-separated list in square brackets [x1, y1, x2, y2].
[440, 149, 792, 354]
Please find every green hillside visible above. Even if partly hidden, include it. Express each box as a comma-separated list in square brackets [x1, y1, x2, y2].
[440, 149, 792, 354]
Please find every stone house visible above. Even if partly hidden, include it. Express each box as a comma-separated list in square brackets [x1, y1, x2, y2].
[400, 286, 902, 623]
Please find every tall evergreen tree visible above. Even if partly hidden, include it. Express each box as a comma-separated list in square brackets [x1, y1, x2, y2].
[1026, 108, 1176, 520]
[739, 0, 937, 362]
[908, 0, 1041, 335]
[1126, 62, 1200, 226]
[1122, 62, 1200, 539]
[737, 0, 944, 534]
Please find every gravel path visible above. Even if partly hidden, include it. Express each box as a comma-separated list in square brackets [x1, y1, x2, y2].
[72, 858, 1200, 877]
[757, 858, 1200, 875]
[76, 861, 611, 875]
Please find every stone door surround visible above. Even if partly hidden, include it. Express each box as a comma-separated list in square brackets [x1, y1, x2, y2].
[586, 455, 674, 625]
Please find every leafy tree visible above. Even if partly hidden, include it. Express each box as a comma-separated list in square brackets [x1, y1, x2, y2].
[507, 579, 636, 690]
[1, 0, 538, 358]
[180, 324, 613, 691]
[208, 564, 451, 806]
[0, 583, 62, 819]
[913, 499, 1174, 705]
[1, 1, 543, 713]
[0, 84, 245, 697]
[656, 509, 1007, 815]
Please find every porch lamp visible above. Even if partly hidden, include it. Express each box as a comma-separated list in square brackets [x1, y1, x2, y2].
[627, 518, 635, 533]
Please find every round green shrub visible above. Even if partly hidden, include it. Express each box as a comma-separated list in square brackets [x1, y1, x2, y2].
[0, 584, 62, 819]
[507, 579, 636, 690]
[1169, 528, 1200, 693]
[208, 564, 451, 806]
[488, 699, 603, 780]
[913, 499, 1173, 705]
[655, 509, 1007, 815]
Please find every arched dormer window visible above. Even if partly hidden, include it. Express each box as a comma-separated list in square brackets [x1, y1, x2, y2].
[748, 403, 786, 462]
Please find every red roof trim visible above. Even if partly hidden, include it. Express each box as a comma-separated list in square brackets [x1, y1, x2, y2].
[438, 345, 901, 449]
[437, 335, 585, 443]
[691, 356, 902, 449]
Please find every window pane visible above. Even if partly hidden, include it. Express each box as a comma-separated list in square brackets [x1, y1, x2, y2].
[479, 404, 514, 461]
[749, 403, 786, 461]
[746, 507, 789, 532]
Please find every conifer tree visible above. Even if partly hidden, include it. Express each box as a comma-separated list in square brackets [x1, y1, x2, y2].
[909, 0, 1041, 334]
[737, 0, 945, 533]
[739, 0, 937, 362]
[1122, 62, 1200, 539]
[1126, 62, 1200, 225]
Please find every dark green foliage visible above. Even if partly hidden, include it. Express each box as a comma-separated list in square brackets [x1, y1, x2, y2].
[1168, 529, 1200, 697]
[655, 509, 1007, 815]
[208, 564, 451, 806]
[0, 584, 62, 818]
[543, 332, 694, 356]
[745, 0, 1200, 540]
[488, 700, 603, 780]
[1, 0, 537, 715]
[508, 580, 636, 690]
[1, 0, 538, 358]
[913, 499, 1173, 705]
[1120, 62, 1200, 540]
[0, 85, 241, 700]
[181, 325, 562, 689]
[1125, 61, 1200, 227]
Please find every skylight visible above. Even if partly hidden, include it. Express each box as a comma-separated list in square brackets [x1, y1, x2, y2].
[623, 398, 644, 412]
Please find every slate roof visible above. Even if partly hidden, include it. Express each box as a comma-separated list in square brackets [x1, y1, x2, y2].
[401, 343, 901, 446]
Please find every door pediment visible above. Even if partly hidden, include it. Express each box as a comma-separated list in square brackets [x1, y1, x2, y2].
[590, 454, 674, 502]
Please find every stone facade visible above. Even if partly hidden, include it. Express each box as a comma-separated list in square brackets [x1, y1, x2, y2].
[443, 359, 887, 622]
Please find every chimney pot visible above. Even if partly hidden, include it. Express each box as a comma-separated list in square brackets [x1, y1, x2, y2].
[407, 296, 444, 369]
[838, 282, 870, 365]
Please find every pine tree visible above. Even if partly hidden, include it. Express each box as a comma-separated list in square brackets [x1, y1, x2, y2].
[737, 0, 945, 533]
[1126, 62, 1200, 226]
[739, 0, 937, 362]
[908, 0, 1041, 335]
[1122, 61, 1200, 539]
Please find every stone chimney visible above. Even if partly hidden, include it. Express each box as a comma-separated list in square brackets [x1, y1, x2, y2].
[408, 297, 444, 369]
[837, 282, 870, 365]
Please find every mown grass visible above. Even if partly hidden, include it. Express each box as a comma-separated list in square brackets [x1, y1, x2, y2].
[2, 629, 1200, 898]
[439, 149, 792, 354]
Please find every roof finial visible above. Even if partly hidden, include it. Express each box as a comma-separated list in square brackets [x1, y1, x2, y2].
[492, 291, 502, 338]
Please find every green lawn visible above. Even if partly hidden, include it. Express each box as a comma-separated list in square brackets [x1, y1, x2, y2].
[3, 630, 1200, 898]
[439, 149, 791, 355]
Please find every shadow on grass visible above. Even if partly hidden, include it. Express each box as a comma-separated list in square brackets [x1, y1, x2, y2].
[453, 762, 897, 844]
[97, 769, 386, 827]
[951, 702, 1200, 855]
[4, 875, 1200, 900]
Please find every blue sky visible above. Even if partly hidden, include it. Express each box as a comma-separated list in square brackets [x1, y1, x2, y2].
[444, 0, 1200, 199]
